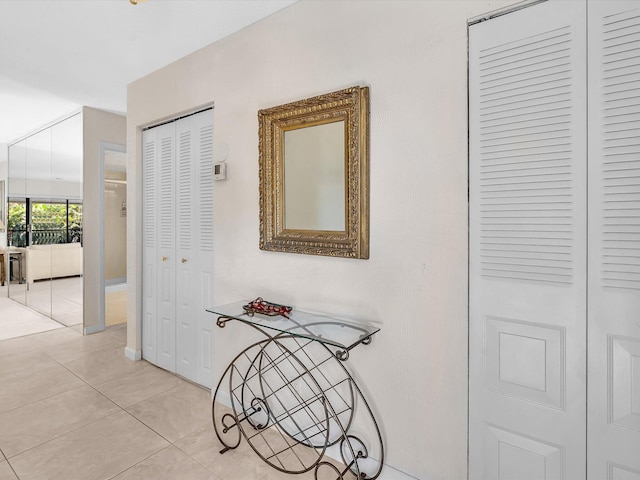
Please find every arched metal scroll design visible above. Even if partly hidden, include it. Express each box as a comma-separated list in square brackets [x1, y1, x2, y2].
[212, 316, 384, 479]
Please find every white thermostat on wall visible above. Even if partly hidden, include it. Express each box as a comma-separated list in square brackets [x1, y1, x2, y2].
[213, 162, 227, 181]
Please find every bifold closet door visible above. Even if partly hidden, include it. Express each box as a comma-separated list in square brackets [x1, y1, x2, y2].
[142, 110, 214, 387]
[142, 122, 176, 370]
[469, 1, 588, 478]
[175, 111, 214, 387]
[588, 1, 640, 477]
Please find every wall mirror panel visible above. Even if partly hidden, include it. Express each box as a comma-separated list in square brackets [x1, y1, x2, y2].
[7, 112, 83, 326]
[51, 114, 83, 325]
[259, 86, 370, 259]
[7, 139, 26, 306]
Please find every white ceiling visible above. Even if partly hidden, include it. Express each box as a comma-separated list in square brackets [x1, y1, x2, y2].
[0, 0, 297, 145]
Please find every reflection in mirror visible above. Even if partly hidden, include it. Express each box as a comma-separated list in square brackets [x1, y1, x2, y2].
[51, 113, 83, 326]
[7, 139, 26, 306]
[26, 125, 54, 320]
[7, 112, 83, 326]
[259, 86, 369, 259]
[284, 121, 345, 232]
[103, 145, 127, 329]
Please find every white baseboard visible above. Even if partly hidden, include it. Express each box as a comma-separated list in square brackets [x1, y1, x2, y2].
[213, 387, 231, 405]
[377, 464, 420, 479]
[84, 325, 103, 335]
[124, 346, 141, 361]
[106, 280, 127, 292]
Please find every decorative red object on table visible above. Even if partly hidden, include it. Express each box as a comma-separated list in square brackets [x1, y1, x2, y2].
[244, 297, 292, 318]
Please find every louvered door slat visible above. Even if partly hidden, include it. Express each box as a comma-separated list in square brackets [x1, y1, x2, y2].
[143, 140, 156, 249]
[601, 9, 640, 290]
[199, 124, 214, 252]
[159, 135, 175, 251]
[177, 131, 193, 250]
[477, 20, 578, 284]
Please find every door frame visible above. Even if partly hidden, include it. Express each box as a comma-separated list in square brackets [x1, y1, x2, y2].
[90, 141, 126, 334]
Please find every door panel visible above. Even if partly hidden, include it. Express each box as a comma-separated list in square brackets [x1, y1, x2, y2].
[155, 123, 176, 372]
[175, 116, 196, 380]
[588, 1, 640, 477]
[485, 424, 563, 480]
[469, 1, 587, 478]
[175, 110, 214, 386]
[195, 118, 214, 387]
[142, 130, 157, 363]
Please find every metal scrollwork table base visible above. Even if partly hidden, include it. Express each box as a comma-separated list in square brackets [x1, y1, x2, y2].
[207, 301, 384, 479]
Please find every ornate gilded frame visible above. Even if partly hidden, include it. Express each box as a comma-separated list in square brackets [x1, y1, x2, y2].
[258, 86, 370, 259]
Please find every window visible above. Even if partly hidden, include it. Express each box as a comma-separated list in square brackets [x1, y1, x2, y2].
[7, 198, 83, 247]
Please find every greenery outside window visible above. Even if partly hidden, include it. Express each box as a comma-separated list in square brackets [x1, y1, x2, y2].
[8, 199, 83, 247]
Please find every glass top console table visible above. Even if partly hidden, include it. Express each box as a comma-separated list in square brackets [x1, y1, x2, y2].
[207, 300, 384, 479]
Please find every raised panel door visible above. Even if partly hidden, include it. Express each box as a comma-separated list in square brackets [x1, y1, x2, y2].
[142, 127, 158, 364]
[174, 110, 214, 387]
[588, 1, 640, 476]
[175, 114, 197, 381]
[469, 1, 588, 478]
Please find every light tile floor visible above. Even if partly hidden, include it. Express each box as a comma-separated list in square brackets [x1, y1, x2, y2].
[0, 325, 344, 480]
[0, 276, 83, 341]
[0, 295, 64, 341]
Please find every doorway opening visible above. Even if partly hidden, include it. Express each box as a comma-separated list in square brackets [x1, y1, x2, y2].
[101, 143, 127, 329]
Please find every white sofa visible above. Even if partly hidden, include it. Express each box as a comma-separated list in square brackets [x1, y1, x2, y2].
[26, 243, 83, 284]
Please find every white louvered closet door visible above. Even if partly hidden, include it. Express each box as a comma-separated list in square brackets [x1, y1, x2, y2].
[142, 122, 177, 372]
[195, 115, 215, 388]
[588, 1, 640, 477]
[469, 1, 588, 478]
[156, 122, 177, 372]
[142, 125, 159, 365]
[142, 109, 214, 387]
[175, 110, 214, 387]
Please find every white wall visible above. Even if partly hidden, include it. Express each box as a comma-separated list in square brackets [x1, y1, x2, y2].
[127, 1, 518, 478]
[83, 107, 126, 332]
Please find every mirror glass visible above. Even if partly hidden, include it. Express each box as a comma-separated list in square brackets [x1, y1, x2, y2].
[284, 120, 345, 231]
[7, 112, 83, 326]
[51, 114, 83, 325]
[7, 139, 27, 306]
[259, 86, 370, 259]
[103, 145, 127, 329]
[26, 127, 53, 319]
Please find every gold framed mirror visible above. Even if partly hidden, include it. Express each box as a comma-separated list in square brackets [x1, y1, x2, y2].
[259, 86, 370, 259]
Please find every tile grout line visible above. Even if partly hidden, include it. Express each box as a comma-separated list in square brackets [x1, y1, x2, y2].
[1, 391, 122, 462]
[0, 331, 122, 412]
[4, 458, 20, 480]
[104, 410, 175, 480]
[105, 410, 216, 479]
[0, 326, 126, 464]
[0, 324, 226, 480]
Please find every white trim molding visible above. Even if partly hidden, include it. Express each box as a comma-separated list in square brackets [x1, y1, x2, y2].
[124, 346, 141, 361]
